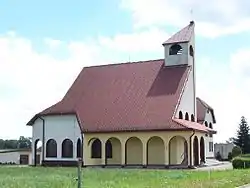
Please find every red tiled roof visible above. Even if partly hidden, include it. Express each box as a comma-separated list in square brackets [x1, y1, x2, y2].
[27, 59, 194, 132]
[196, 97, 216, 123]
[173, 119, 217, 134]
[163, 21, 195, 45]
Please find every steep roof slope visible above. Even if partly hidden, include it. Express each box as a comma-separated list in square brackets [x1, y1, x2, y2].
[163, 21, 195, 45]
[28, 60, 191, 132]
[196, 97, 216, 123]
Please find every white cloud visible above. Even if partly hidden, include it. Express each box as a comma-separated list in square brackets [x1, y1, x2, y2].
[0, 33, 102, 139]
[44, 38, 63, 49]
[196, 19, 250, 38]
[99, 27, 169, 53]
[230, 48, 250, 78]
[195, 48, 250, 143]
[120, 0, 250, 38]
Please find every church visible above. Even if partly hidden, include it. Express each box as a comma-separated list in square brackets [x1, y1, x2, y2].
[27, 21, 216, 168]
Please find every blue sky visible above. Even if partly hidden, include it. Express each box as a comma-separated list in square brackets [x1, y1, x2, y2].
[1, 0, 249, 63]
[0, 0, 249, 60]
[0, 0, 132, 39]
[0, 0, 250, 142]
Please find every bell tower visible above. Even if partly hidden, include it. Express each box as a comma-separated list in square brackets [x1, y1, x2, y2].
[162, 21, 195, 67]
[162, 21, 197, 120]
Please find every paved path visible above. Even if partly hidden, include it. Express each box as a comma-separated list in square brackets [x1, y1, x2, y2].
[195, 162, 232, 171]
[237, 184, 250, 188]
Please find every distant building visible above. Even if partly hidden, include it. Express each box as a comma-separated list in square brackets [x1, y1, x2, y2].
[214, 143, 234, 160]
[0, 148, 41, 165]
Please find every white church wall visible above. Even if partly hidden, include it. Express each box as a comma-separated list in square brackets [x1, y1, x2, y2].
[175, 68, 195, 120]
[32, 115, 82, 164]
[203, 111, 215, 158]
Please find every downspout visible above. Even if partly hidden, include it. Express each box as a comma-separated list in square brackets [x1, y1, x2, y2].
[77, 113, 84, 167]
[193, 56, 196, 121]
[81, 133, 84, 167]
[38, 117, 45, 165]
[189, 129, 195, 168]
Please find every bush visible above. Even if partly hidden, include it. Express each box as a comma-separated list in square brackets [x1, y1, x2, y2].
[232, 157, 250, 169]
[228, 152, 233, 161]
[232, 146, 242, 158]
[240, 154, 250, 158]
[215, 151, 222, 161]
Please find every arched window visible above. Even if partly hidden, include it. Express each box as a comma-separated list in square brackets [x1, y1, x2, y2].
[209, 123, 213, 129]
[61, 139, 73, 158]
[205, 121, 208, 127]
[77, 138, 82, 158]
[91, 139, 101, 158]
[169, 44, 183, 55]
[179, 111, 183, 119]
[34, 139, 42, 166]
[105, 140, 112, 158]
[189, 45, 194, 57]
[46, 139, 57, 158]
[185, 112, 189, 120]
[191, 114, 195, 122]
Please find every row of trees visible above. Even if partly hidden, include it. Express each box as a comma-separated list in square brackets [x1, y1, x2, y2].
[0, 136, 32, 149]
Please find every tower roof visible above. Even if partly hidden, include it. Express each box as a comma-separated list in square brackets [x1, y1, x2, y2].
[163, 21, 195, 45]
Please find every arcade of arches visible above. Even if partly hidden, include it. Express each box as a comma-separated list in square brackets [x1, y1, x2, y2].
[83, 132, 206, 167]
[33, 138, 82, 166]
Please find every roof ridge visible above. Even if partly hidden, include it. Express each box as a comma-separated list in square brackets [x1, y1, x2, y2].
[83, 58, 165, 69]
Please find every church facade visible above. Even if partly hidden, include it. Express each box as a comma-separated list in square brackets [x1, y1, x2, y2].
[27, 21, 216, 168]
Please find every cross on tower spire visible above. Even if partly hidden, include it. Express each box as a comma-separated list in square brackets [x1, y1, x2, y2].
[190, 8, 194, 23]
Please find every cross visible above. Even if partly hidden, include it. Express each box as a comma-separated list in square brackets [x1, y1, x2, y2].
[190, 9, 194, 22]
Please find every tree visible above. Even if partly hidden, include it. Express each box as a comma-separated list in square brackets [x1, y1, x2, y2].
[228, 152, 233, 161]
[3, 140, 18, 149]
[215, 151, 222, 161]
[232, 146, 242, 158]
[0, 136, 31, 149]
[226, 137, 234, 144]
[233, 116, 250, 154]
[0, 139, 5, 149]
[17, 136, 31, 149]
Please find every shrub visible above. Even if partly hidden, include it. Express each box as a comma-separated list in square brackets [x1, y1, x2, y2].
[215, 151, 222, 161]
[232, 146, 242, 158]
[228, 152, 233, 161]
[232, 157, 250, 169]
[240, 154, 250, 158]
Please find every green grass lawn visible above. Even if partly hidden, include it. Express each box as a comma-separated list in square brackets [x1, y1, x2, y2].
[0, 166, 249, 188]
